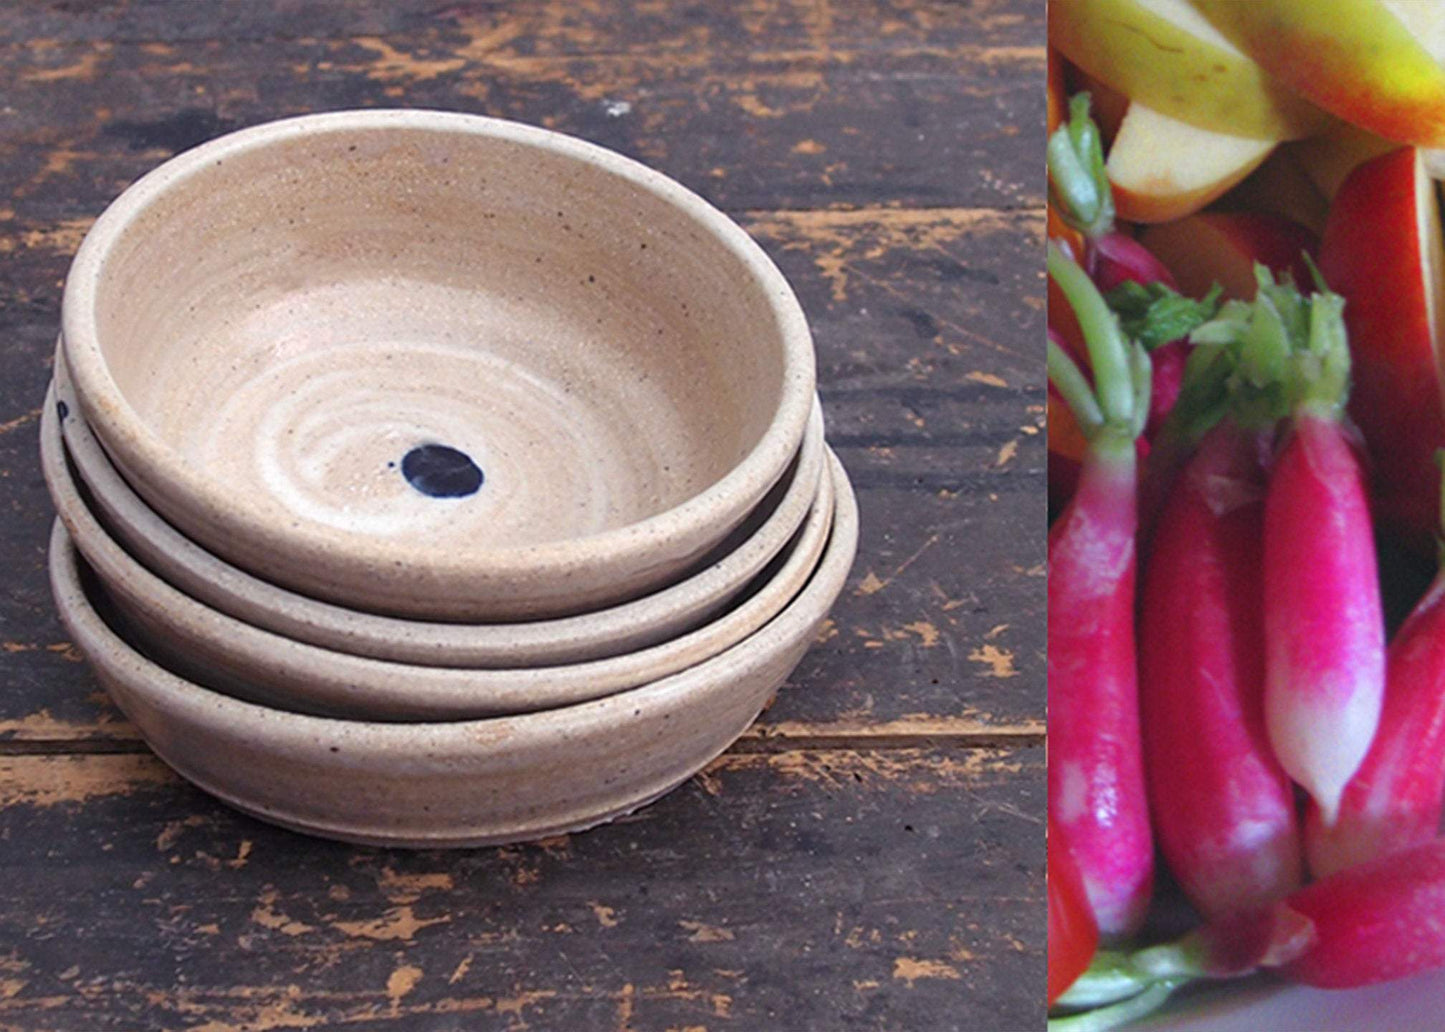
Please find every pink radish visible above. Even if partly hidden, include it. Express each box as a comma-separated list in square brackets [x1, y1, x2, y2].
[1047, 241, 1153, 939]
[1305, 467, 1445, 877]
[1265, 402, 1385, 828]
[1091, 228, 1176, 293]
[1186, 270, 1385, 827]
[1283, 836, 1445, 988]
[1139, 419, 1301, 918]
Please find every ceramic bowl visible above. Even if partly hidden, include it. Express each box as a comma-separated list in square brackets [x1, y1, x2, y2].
[59, 109, 815, 620]
[47, 453, 857, 847]
[42, 390, 837, 720]
[51, 356, 826, 668]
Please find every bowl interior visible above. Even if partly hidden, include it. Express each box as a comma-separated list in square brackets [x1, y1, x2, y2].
[84, 116, 791, 551]
[54, 356, 825, 668]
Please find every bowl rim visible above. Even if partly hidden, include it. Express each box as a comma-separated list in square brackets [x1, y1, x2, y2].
[41, 381, 839, 718]
[54, 348, 828, 667]
[59, 108, 816, 587]
[47, 451, 860, 753]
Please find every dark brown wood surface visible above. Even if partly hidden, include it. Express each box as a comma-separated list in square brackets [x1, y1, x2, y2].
[0, 2, 1045, 1029]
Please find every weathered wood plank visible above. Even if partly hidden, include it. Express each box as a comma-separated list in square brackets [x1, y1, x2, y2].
[0, 206, 1043, 738]
[0, 32, 1042, 215]
[0, 745, 1044, 1031]
[0, 0, 1040, 57]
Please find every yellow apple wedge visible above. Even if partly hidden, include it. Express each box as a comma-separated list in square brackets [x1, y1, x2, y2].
[1107, 103, 1275, 223]
[1049, 0, 1328, 140]
[1190, 0, 1445, 145]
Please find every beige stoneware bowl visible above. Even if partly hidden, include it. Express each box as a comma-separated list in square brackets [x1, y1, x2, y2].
[59, 109, 815, 620]
[51, 357, 826, 668]
[47, 453, 858, 847]
[43, 392, 837, 720]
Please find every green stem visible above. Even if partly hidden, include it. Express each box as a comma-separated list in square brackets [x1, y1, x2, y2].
[1048, 981, 1185, 1032]
[1047, 92, 1114, 239]
[1054, 951, 1154, 1010]
[1048, 241, 1136, 429]
[1048, 338, 1105, 435]
[1128, 341, 1153, 439]
[1298, 290, 1349, 413]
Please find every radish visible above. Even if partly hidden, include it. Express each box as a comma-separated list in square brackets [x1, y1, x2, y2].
[1137, 265, 1296, 543]
[1283, 836, 1445, 988]
[1052, 838, 1445, 1028]
[1147, 267, 1385, 824]
[1263, 335, 1385, 829]
[1305, 464, 1445, 877]
[1139, 418, 1302, 918]
[1047, 240, 1154, 938]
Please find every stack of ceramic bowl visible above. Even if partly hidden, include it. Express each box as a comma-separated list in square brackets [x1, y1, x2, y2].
[42, 110, 857, 848]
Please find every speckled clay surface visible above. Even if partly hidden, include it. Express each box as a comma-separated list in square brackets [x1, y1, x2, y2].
[59, 109, 815, 620]
[43, 390, 837, 719]
[46, 452, 858, 848]
[52, 356, 826, 668]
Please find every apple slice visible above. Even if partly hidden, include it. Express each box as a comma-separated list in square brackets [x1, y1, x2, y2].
[1140, 212, 1319, 302]
[1191, 0, 1445, 146]
[1108, 104, 1275, 224]
[1050, 0, 1327, 140]
[1214, 148, 1329, 234]
[1319, 147, 1445, 555]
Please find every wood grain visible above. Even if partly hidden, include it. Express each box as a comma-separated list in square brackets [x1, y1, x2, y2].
[0, 745, 1044, 1032]
[0, 2, 1041, 217]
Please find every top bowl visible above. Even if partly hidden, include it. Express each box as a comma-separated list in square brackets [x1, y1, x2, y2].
[60, 109, 815, 620]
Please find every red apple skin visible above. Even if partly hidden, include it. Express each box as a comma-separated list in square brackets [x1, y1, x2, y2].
[1319, 148, 1444, 556]
[1140, 212, 1319, 303]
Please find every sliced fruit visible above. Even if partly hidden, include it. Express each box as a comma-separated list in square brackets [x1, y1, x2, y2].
[1108, 104, 1275, 224]
[1140, 212, 1319, 302]
[1214, 148, 1329, 234]
[1318, 147, 1445, 555]
[1191, 0, 1445, 145]
[1049, 0, 1327, 141]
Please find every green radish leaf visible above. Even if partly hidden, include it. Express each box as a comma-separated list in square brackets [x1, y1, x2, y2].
[1104, 280, 1224, 352]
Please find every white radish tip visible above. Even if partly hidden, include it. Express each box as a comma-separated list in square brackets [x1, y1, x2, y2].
[1265, 678, 1383, 837]
[1313, 790, 1342, 831]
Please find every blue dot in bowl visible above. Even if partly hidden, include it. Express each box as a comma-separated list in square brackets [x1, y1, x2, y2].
[57, 399, 69, 420]
[401, 444, 483, 498]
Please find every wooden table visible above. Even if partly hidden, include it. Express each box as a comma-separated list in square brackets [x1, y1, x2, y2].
[0, 3, 1044, 1028]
